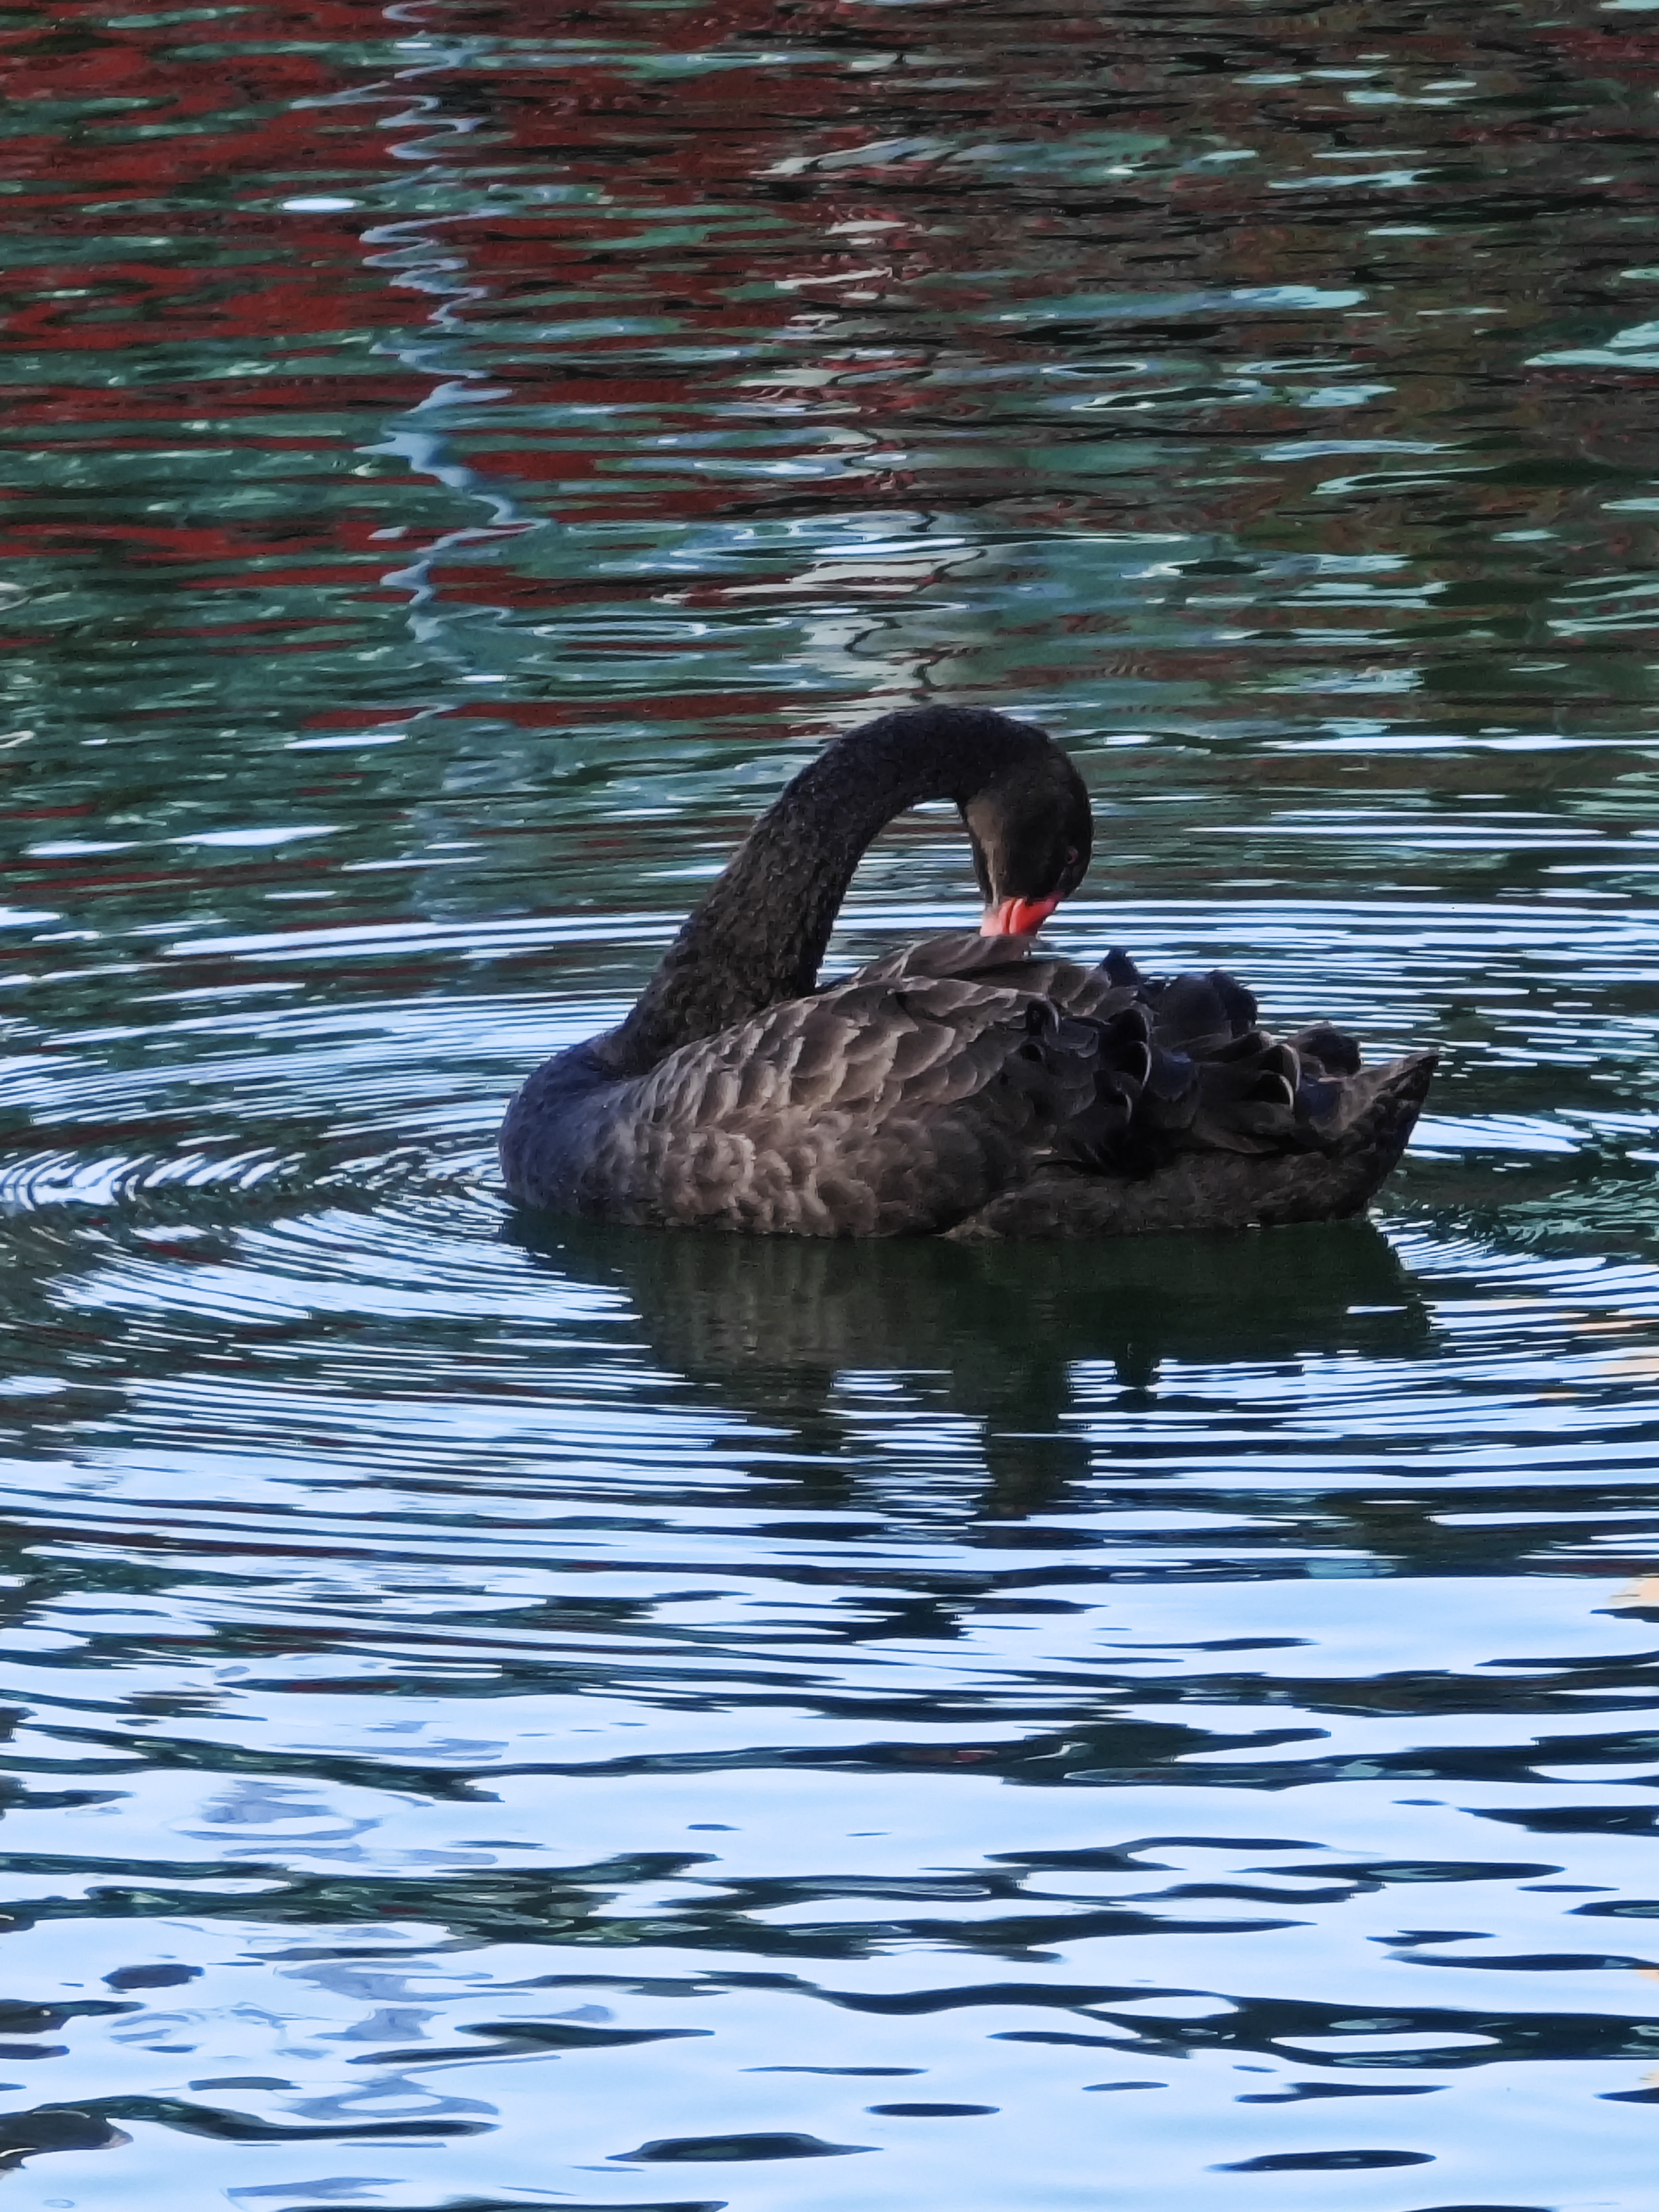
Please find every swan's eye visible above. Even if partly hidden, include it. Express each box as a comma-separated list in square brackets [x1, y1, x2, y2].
[1063, 846, 1079, 868]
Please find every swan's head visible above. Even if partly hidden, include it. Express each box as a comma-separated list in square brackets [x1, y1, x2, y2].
[963, 745, 1093, 936]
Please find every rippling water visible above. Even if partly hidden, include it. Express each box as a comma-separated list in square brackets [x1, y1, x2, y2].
[5, 3, 1659, 2206]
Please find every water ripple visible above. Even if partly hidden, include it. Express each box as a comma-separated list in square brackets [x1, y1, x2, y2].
[4, 0, 1659, 2204]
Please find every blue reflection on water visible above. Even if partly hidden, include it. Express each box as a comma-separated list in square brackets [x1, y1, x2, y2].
[4, 1, 1659, 2206]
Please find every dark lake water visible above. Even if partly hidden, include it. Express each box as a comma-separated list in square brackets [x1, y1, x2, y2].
[5, 2, 1659, 2206]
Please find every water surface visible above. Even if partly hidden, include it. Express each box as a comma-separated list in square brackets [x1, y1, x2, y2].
[4, 3, 1659, 2207]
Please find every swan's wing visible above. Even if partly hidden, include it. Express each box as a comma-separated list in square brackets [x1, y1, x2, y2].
[623, 971, 1120, 1236]
[604, 944, 1395, 1236]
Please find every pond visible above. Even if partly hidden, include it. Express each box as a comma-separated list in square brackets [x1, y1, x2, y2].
[4, 3, 1659, 2207]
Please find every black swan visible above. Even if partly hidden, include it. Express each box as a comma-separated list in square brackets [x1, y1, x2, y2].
[499, 706, 1434, 1237]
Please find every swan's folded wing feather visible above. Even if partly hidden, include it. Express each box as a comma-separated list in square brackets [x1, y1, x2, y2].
[845, 931, 1041, 984]
[842, 933, 1149, 1023]
[624, 972, 1102, 1233]
[608, 953, 1413, 1236]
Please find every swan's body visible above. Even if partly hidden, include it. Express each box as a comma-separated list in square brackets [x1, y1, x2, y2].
[500, 707, 1433, 1238]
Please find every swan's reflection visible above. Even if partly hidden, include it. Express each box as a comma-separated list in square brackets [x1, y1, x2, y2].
[508, 1218, 1430, 1516]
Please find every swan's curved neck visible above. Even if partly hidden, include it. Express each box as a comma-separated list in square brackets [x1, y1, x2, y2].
[604, 706, 1051, 1074]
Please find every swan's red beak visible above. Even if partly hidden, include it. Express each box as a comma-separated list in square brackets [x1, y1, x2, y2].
[980, 895, 1061, 937]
